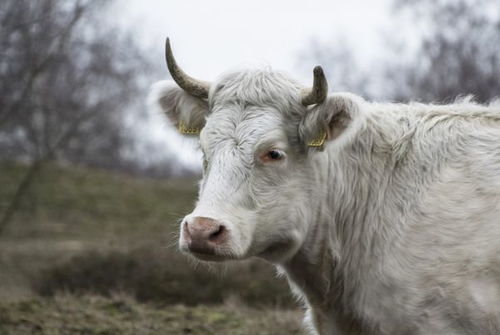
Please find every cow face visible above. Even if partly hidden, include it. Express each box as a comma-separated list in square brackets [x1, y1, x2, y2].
[149, 77, 309, 263]
[149, 40, 362, 263]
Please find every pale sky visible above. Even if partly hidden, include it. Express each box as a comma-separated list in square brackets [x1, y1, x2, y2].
[117, 0, 392, 82]
[113, 0, 394, 171]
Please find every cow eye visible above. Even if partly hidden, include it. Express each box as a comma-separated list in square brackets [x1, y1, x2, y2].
[262, 149, 284, 162]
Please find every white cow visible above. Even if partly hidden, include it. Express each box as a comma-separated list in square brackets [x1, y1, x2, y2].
[149, 38, 500, 335]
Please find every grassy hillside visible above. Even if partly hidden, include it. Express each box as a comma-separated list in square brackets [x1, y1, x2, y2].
[0, 161, 198, 241]
[0, 162, 303, 334]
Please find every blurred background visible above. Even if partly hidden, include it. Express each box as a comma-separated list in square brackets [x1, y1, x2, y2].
[0, 0, 499, 334]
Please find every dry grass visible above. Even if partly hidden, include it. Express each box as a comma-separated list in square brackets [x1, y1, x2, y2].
[0, 294, 305, 335]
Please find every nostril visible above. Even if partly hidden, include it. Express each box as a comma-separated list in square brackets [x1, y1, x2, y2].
[209, 224, 225, 241]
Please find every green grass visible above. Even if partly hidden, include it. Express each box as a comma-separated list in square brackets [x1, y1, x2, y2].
[0, 162, 303, 334]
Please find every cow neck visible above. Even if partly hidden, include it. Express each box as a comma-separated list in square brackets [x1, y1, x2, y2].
[280, 150, 344, 309]
[282, 125, 384, 309]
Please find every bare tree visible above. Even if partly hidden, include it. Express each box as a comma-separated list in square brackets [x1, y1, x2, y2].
[298, 0, 500, 103]
[0, 0, 149, 232]
[389, 0, 500, 102]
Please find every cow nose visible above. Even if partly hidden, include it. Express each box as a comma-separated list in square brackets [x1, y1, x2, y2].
[183, 216, 227, 254]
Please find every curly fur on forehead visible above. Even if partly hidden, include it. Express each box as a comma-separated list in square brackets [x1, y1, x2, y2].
[204, 68, 315, 152]
[208, 68, 305, 119]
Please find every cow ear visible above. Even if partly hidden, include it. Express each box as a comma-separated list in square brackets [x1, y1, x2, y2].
[148, 80, 208, 135]
[299, 93, 364, 150]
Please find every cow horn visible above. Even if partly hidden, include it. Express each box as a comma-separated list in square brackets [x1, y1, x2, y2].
[165, 38, 211, 99]
[301, 66, 328, 106]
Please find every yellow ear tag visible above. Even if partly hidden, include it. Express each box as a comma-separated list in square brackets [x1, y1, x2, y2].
[307, 130, 327, 147]
[178, 120, 201, 135]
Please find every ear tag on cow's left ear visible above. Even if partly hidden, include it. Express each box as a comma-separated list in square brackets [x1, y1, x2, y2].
[178, 120, 201, 135]
[308, 130, 327, 147]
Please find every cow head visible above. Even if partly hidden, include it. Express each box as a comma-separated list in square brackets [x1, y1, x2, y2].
[149, 39, 363, 263]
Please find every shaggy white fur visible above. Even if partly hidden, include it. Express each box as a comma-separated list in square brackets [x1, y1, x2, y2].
[150, 67, 500, 335]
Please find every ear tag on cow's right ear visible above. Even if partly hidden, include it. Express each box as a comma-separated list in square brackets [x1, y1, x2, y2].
[308, 130, 327, 147]
[178, 120, 201, 135]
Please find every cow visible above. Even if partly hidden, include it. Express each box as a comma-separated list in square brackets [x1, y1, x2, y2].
[149, 38, 500, 335]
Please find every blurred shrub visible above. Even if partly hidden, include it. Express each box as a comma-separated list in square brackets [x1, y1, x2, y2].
[34, 247, 296, 308]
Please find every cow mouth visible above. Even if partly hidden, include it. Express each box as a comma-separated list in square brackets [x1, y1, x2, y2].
[188, 250, 237, 262]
